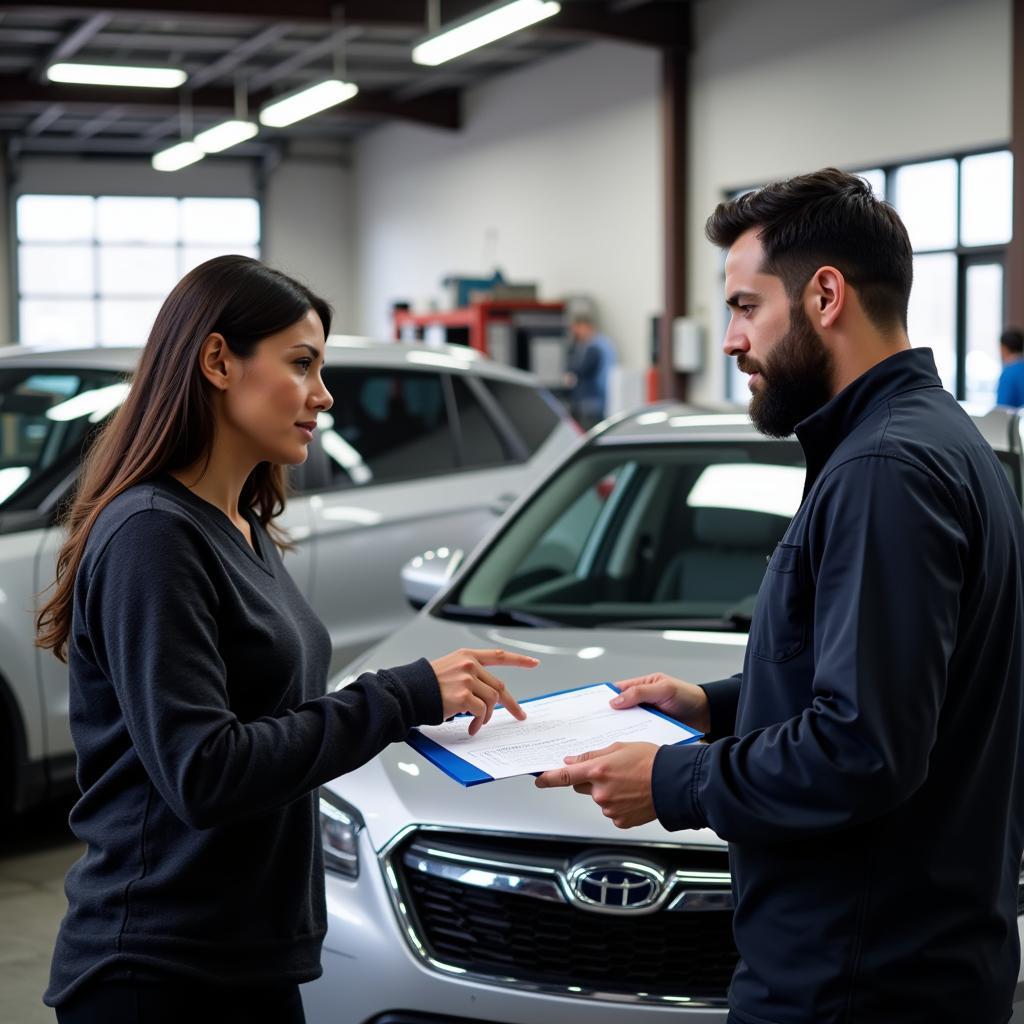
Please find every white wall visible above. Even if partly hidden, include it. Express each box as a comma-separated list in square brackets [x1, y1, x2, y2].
[687, 0, 1011, 400]
[353, 40, 662, 369]
[4, 150, 352, 341]
[262, 154, 354, 330]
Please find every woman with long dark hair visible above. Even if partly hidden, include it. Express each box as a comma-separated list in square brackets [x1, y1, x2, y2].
[36, 255, 534, 1024]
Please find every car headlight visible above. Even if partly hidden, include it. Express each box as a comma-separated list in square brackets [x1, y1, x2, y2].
[318, 788, 364, 879]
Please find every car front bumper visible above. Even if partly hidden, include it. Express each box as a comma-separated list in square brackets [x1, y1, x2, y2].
[302, 828, 728, 1024]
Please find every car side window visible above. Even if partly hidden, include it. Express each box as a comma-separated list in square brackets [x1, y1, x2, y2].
[449, 376, 509, 468]
[318, 367, 458, 487]
[480, 379, 562, 454]
[0, 368, 126, 512]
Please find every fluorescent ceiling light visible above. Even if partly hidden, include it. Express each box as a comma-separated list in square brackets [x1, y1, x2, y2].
[259, 80, 359, 128]
[47, 62, 187, 88]
[412, 0, 561, 67]
[151, 140, 204, 172]
[193, 119, 259, 153]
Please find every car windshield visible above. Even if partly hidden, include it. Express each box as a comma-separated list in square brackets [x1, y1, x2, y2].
[440, 441, 806, 631]
[0, 367, 128, 513]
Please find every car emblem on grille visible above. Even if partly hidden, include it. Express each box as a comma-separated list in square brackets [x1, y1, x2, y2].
[565, 856, 665, 913]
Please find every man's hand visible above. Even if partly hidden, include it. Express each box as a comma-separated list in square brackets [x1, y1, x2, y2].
[609, 673, 711, 735]
[534, 742, 660, 829]
[429, 648, 536, 736]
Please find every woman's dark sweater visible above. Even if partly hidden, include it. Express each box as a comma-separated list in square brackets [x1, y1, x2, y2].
[45, 476, 442, 1005]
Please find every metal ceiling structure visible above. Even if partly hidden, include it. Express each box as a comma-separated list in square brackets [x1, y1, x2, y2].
[0, 1, 688, 160]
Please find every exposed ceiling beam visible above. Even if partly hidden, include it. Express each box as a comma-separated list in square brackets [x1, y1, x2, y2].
[0, 28, 60, 45]
[33, 11, 110, 81]
[0, 74, 461, 130]
[187, 22, 294, 90]
[25, 102, 64, 135]
[247, 25, 362, 92]
[2, 2, 428, 27]
[11, 133, 274, 156]
[73, 105, 126, 138]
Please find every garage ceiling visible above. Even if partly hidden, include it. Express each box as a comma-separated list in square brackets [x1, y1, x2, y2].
[0, 1, 688, 160]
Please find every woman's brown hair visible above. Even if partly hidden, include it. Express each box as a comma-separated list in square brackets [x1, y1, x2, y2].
[36, 254, 332, 661]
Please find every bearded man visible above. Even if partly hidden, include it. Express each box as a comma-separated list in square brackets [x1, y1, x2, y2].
[537, 168, 1024, 1024]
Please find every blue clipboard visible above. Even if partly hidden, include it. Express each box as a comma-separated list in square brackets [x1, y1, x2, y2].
[405, 681, 703, 787]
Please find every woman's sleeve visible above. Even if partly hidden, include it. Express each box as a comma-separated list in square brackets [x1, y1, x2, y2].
[82, 510, 443, 830]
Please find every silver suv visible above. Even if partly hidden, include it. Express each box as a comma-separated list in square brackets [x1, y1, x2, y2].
[0, 337, 577, 817]
[305, 404, 1024, 1024]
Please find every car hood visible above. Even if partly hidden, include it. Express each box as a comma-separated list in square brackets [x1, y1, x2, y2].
[324, 613, 745, 852]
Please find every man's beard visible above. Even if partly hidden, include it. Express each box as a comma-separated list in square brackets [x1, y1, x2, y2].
[739, 304, 835, 438]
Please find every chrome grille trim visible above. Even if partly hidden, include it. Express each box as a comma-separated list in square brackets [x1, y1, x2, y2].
[401, 836, 732, 914]
[379, 825, 733, 1009]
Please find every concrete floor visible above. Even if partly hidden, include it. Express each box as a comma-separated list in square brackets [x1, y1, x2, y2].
[0, 800, 81, 1024]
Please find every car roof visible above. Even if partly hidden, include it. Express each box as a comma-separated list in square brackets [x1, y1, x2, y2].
[0, 336, 543, 385]
[594, 402, 768, 445]
[592, 400, 1018, 453]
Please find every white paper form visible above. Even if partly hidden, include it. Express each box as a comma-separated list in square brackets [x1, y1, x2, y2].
[411, 682, 701, 782]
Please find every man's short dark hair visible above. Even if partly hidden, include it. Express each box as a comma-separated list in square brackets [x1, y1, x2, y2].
[706, 168, 913, 332]
[1001, 328, 1024, 354]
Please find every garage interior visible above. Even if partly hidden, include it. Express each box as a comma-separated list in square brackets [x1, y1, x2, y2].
[2, 0, 1024, 1022]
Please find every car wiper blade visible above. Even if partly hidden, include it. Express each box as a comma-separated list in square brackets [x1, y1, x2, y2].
[438, 604, 567, 628]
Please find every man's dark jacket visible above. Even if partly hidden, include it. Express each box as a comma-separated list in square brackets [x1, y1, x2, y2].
[653, 348, 1024, 1024]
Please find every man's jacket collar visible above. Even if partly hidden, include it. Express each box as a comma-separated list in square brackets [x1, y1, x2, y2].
[794, 347, 943, 494]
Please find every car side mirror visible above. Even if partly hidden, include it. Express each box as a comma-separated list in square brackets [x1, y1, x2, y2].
[401, 547, 464, 610]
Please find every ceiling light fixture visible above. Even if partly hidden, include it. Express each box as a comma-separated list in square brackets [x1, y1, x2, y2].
[193, 119, 259, 153]
[151, 140, 204, 172]
[259, 79, 359, 128]
[47, 62, 187, 88]
[411, 0, 561, 67]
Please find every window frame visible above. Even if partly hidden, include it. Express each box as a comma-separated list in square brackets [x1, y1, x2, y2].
[722, 146, 1011, 403]
[13, 193, 261, 347]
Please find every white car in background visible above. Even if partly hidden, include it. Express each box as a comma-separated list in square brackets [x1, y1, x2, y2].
[0, 337, 578, 817]
[305, 404, 1024, 1024]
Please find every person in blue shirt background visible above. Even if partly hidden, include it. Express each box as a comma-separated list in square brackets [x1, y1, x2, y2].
[565, 314, 616, 429]
[997, 326, 1024, 406]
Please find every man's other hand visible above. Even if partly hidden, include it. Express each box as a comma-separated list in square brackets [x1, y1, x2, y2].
[610, 673, 711, 735]
[534, 741, 660, 829]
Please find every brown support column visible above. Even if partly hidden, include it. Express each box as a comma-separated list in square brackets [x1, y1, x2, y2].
[1009, 0, 1024, 327]
[659, 32, 689, 400]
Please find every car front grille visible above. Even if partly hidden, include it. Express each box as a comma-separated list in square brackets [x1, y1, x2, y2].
[383, 829, 738, 1005]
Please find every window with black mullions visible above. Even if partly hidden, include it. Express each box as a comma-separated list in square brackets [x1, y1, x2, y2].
[318, 367, 458, 486]
[723, 150, 1012, 405]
